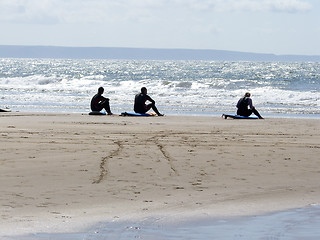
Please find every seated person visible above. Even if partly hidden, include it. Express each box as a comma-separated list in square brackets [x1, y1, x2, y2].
[236, 92, 263, 119]
[90, 87, 113, 115]
[134, 87, 163, 116]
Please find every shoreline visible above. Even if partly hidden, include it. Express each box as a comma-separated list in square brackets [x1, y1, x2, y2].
[1, 112, 319, 237]
[9, 205, 320, 240]
[1, 109, 320, 119]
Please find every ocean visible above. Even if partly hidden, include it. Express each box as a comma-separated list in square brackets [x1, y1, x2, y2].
[8, 205, 320, 240]
[1, 58, 319, 117]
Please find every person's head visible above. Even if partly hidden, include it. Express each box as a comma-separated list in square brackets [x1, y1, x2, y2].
[98, 87, 104, 94]
[244, 92, 251, 98]
[141, 87, 147, 94]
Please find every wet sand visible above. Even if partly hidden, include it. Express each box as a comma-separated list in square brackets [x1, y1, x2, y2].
[0, 112, 319, 237]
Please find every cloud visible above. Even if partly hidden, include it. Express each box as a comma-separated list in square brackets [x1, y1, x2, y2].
[266, 0, 312, 12]
[184, 0, 312, 13]
[242, 0, 312, 12]
[0, 0, 313, 25]
[0, 0, 63, 24]
[0, 0, 165, 24]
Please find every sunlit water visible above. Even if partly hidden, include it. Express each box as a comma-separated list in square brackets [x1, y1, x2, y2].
[1, 59, 319, 117]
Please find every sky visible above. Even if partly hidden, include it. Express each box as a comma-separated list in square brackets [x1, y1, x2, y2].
[0, 0, 319, 55]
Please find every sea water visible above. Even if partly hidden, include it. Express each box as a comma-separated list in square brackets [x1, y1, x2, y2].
[0, 58, 319, 117]
[9, 205, 320, 240]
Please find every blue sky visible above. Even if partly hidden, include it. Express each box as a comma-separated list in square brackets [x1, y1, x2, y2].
[0, 0, 319, 55]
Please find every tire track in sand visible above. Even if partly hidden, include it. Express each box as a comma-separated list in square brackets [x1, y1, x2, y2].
[153, 136, 179, 176]
[92, 141, 123, 184]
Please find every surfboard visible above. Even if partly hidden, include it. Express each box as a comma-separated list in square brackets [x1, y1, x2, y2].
[89, 111, 106, 115]
[121, 112, 155, 117]
[0, 108, 11, 112]
[222, 114, 259, 119]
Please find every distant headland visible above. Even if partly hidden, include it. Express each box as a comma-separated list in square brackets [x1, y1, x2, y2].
[1, 45, 319, 62]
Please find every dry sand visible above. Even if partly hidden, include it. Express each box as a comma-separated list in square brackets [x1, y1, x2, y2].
[0, 112, 319, 236]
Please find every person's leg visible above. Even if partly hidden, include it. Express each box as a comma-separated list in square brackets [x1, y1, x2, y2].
[101, 100, 112, 115]
[150, 103, 163, 116]
[252, 107, 263, 119]
[145, 104, 152, 112]
[139, 103, 163, 116]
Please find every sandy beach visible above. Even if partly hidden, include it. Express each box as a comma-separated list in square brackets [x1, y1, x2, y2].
[0, 112, 319, 237]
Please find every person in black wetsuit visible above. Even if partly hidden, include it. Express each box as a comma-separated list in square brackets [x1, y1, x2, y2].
[236, 92, 263, 119]
[134, 87, 163, 116]
[90, 87, 113, 115]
